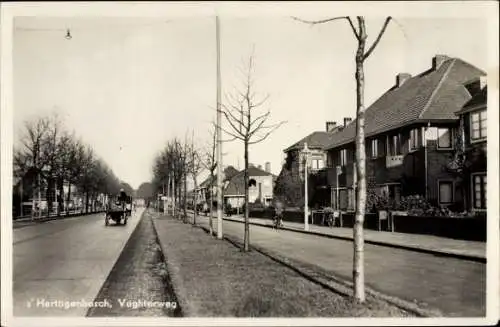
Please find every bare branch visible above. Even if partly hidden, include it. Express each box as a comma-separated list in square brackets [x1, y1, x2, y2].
[248, 121, 286, 145]
[291, 16, 360, 40]
[212, 120, 245, 142]
[249, 112, 272, 137]
[249, 93, 270, 109]
[221, 110, 246, 137]
[363, 17, 392, 60]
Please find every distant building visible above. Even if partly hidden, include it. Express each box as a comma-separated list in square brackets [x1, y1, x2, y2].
[275, 120, 348, 207]
[223, 163, 275, 208]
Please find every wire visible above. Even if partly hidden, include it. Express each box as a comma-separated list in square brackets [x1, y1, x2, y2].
[14, 19, 173, 37]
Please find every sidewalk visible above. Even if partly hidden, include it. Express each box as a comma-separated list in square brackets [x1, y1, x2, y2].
[191, 211, 485, 262]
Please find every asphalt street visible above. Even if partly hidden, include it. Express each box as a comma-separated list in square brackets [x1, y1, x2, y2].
[13, 209, 144, 316]
[195, 215, 486, 317]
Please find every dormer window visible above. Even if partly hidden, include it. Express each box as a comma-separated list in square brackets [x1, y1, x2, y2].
[471, 110, 487, 142]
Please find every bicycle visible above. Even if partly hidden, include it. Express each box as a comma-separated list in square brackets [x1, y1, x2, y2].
[272, 214, 284, 230]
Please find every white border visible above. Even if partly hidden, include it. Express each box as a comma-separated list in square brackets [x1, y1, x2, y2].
[1, 1, 499, 327]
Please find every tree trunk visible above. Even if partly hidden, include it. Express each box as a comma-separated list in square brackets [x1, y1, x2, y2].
[243, 141, 250, 252]
[66, 183, 71, 216]
[57, 178, 63, 216]
[353, 18, 367, 303]
[31, 178, 36, 220]
[85, 191, 89, 214]
[209, 173, 214, 235]
[46, 177, 53, 216]
[193, 177, 198, 225]
[183, 172, 188, 223]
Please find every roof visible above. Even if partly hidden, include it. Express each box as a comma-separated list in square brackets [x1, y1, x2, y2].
[224, 166, 273, 195]
[456, 86, 487, 114]
[284, 131, 341, 153]
[324, 57, 486, 150]
[199, 166, 241, 189]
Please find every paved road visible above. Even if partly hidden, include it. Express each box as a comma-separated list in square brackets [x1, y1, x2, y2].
[195, 215, 485, 317]
[13, 209, 144, 316]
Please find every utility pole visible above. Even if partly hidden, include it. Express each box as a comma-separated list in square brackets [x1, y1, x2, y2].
[302, 142, 310, 231]
[216, 15, 223, 239]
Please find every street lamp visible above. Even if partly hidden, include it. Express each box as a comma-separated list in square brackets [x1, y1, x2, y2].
[302, 142, 311, 231]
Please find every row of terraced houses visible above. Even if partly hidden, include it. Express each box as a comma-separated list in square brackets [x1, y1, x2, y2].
[275, 55, 487, 214]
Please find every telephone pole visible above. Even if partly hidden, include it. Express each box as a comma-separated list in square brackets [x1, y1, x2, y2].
[216, 15, 223, 239]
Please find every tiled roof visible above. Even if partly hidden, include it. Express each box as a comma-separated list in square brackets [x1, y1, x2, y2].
[284, 131, 342, 152]
[199, 166, 239, 188]
[224, 166, 273, 196]
[324, 57, 486, 150]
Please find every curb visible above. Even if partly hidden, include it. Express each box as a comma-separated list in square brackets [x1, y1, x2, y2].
[194, 223, 442, 318]
[223, 217, 486, 264]
[149, 212, 196, 317]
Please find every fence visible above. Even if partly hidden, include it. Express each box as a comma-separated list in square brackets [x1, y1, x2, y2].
[247, 209, 486, 242]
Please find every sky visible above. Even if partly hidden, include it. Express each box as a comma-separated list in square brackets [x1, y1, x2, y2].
[12, 11, 490, 190]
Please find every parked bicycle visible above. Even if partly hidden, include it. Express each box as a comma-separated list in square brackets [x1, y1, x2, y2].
[323, 207, 337, 228]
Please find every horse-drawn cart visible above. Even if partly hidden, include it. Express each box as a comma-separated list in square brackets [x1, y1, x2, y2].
[105, 200, 128, 226]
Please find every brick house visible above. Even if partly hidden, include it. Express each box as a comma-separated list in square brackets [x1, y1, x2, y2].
[196, 166, 239, 206]
[275, 120, 350, 207]
[453, 76, 487, 212]
[224, 163, 275, 208]
[322, 55, 486, 212]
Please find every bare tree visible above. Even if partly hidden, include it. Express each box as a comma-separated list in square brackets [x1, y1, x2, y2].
[221, 53, 286, 252]
[189, 130, 204, 226]
[199, 124, 218, 235]
[293, 15, 393, 303]
[15, 116, 51, 219]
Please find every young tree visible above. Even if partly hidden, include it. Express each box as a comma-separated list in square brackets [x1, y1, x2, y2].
[200, 124, 218, 235]
[221, 54, 286, 252]
[189, 130, 204, 225]
[293, 16, 393, 302]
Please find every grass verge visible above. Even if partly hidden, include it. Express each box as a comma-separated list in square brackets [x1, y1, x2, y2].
[151, 213, 417, 318]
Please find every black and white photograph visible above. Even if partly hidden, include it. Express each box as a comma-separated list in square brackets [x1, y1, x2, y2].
[1, 2, 499, 326]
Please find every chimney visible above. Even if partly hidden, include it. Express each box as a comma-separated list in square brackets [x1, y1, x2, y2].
[432, 55, 448, 70]
[265, 162, 271, 173]
[326, 121, 337, 132]
[396, 73, 411, 87]
[343, 117, 352, 126]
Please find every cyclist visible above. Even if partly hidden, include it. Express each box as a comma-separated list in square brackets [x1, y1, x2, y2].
[272, 198, 284, 229]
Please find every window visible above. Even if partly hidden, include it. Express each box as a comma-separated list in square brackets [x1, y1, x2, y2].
[437, 128, 452, 149]
[311, 159, 324, 170]
[327, 153, 333, 168]
[438, 181, 454, 204]
[388, 134, 401, 156]
[472, 173, 487, 210]
[471, 110, 487, 141]
[410, 128, 421, 150]
[371, 139, 378, 158]
[340, 149, 347, 166]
